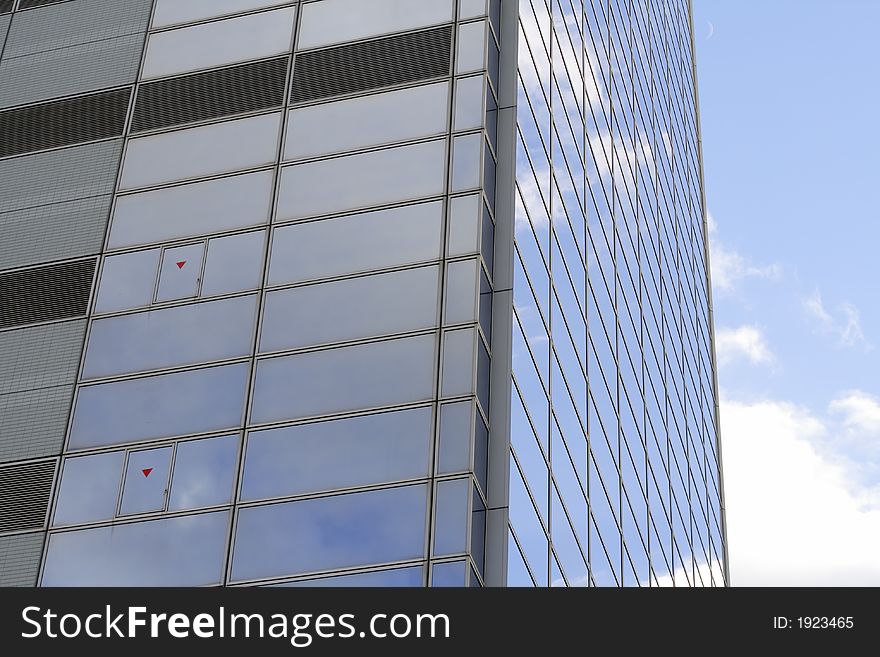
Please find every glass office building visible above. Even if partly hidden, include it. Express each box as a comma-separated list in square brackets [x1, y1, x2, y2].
[0, 0, 726, 587]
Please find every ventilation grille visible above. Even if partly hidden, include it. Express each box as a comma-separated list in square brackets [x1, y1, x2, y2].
[0, 460, 55, 534]
[17, 0, 72, 10]
[291, 25, 453, 104]
[0, 259, 95, 329]
[132, 56, 289, 133]
[0, 0, 13, 14]
[0, 88, 130, 159]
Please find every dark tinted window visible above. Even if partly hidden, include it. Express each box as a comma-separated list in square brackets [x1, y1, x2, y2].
[291, 26, 452, 103]
[0, 259, 95, 329]
[0, 88, 130, 158]
[132, 57, 288, 133]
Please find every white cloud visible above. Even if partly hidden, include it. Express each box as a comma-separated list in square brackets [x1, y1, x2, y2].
[518, 0, 604, 117]
[830, 390, 880, 434]
[662, 130, 673, 162]
[706, 213, 781, 294]
[515, 168, 550, 234]
[804, 291, 870, 350]
[804, 289, 833, 326]
[715, 326, 774, 366]
[840, 303, 868, 348]
[826, 390, 880, 508]
[709, 240, 781, 294]
[706, 211, 718, 234]
[721, 397, 880, 585]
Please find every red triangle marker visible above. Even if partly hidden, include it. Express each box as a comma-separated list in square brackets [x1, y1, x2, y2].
[142, 468, 153, 478]
[176, 261, 187, 269]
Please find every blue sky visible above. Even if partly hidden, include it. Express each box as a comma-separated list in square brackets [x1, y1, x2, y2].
[694, 0, 880, 584]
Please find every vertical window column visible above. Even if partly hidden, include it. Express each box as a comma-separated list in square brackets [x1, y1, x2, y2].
[432, 7, 500, 589]
[40, 2, 299, 587]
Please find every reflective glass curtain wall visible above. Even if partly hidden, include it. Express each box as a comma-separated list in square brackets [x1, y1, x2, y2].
[37, 0, 504, 588]
[2, 0, 725, 588]
[507, 0, 726, 587]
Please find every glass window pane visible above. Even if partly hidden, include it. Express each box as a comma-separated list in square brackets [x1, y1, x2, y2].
[242, 406, 432, 500]
[285, 82, 449, 160]
[42, 511, 230, 586]
[438, 401, 472, 475]
[474, 410, 489, 494]
[551, 489, 586, 587]
[143, 8, 296, 79]
[453, 75, 484, 131]
[447, 194, 480, 257]
[471, 485, 486, 574]
[82, 296, 258, 379]
[487, 26, 499, 90]
[110, 171, 273, 249]
[261, 266, 439, 352]
[201, 230, 266, 297]
[251, 335, 435, 424]
[456, 20, 486, 74]
[298, 0, 453, 50]
[441, 328, 476, 397]
[269, 201, 442, 285]
[477, 336, 490, 413]
[277, 566, 423, 587]
[94, 249, 160, 314]
[433, 477, 470, 555]
[53, 452, 125, 526]
[511, 387, 548, 523]
[507, 530, 535, 587]
[481, 203, 495, 272]
[479, 267, 493, 339]
[508, 459, 548, 586]
[168, 435, 238, 511]
[451, 132, 483, 192]
[231, 485, 427, 581]
[444, 258, 478, 325]
[120, 113, 281, 190]
[483, 138, 496, 206]
[431, 560, 467, 587]
[489, 0, 501, 34]
[552, 555, 566, 589]
[459, 0, 487, 19]
[152, 0, 292, 29]
[485, 79, 498, 149]
[70, 363, 249, 449]
[156, 242, 204, 302]
[276, 139, 446, 221]
[119, 446, 173, 515]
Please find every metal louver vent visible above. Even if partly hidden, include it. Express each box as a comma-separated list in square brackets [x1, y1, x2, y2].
[0, 88, 130, 159]
[17, 0, 71, 10]
[0, 460, 55, 534]
[0, 0, 14, 15]
[132, 56, 289, 133]
[0, 259, 95, 329]
[291, 25, 453, 103]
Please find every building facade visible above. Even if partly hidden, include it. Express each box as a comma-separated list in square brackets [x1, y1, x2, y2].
[0, 0, 726, 587]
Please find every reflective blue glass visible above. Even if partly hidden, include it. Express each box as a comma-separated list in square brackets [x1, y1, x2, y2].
[42, 512, 230, 586]
[242, 407, 432, 500]
[231, 485, 428, 582]
[69, 364, 249, 449]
